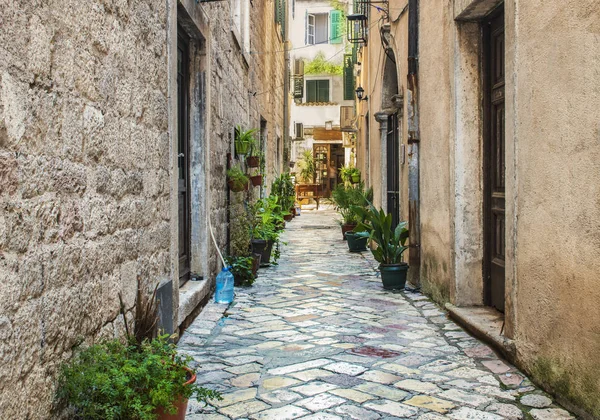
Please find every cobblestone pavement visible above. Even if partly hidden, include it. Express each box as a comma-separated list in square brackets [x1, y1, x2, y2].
[179, 208, 574, 420]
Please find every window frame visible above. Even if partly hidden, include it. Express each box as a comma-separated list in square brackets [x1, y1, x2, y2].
[305, 78, 331, 103]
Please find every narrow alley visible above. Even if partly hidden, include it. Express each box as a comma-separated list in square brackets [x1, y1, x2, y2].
[179, 209, 574, 420]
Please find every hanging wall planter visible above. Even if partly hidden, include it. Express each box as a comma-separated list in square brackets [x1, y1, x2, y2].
[246, 156, 259, 167]
[249, 174, 263, 186]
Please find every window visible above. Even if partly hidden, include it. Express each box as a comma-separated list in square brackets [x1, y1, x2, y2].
[307, 13, 328, 45]
[231, 0, 250, 52]
[306, 80, 330, 103]
[295, 122, 304, 138]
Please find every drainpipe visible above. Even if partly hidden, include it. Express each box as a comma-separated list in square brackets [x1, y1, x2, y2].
[407, 0, 421, 286]
[283, 1, 290, 173]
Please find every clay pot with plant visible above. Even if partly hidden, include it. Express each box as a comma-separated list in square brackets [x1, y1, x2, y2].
[331, 183, 373, 240]
[53, 279, 221, 419]
[227, 164, 249, 192]
[234, 126, 257, 156]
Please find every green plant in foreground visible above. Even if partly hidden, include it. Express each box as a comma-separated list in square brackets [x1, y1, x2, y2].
[54, 335, 221, 420]
[354, 205, 409, 265]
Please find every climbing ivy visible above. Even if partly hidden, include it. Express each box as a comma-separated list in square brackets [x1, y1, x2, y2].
[305, 52, 343, 75]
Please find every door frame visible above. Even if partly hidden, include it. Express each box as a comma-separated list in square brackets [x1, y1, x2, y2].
[177, 25, 191, 287]
[482, 6, 505, 310]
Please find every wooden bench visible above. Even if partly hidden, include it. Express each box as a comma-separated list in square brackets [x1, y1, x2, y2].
[296, 184, 323, 209]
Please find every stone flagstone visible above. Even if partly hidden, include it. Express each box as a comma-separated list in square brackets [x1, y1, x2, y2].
[178, 209, 575, 419]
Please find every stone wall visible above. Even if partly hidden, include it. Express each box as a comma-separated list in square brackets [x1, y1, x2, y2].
[0, 0, 287, 416]
[0, 0, 170, 417]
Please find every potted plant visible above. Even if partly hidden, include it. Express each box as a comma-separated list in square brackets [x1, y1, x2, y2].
[251, 197, 286, 266]
[225, 255, 256, 287]
[249, 169, 263, 187]
[227, 164, 249, 192]
[350, 167, 361, 184]
[354, 205, 410, 290]
[271, 174, 296, 222]
[331, 183, 373, 240]
[297, 149, 316, 184]
[234, 126, 256, 156]
[246, 143, 260, 168]
[53, 281, 221, 419]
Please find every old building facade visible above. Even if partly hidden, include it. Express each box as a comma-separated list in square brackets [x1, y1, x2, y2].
[353, 0, 600, 417]
[0, 0, 286, 417]
[289, 0, 354, 195]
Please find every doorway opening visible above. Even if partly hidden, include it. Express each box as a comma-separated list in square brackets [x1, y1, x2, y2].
[177, 25, 191, 287]
[483, 7, 506, 313]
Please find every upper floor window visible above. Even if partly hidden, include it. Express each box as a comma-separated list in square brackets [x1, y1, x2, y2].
[232, 0, 250, 52]
[306, 10, 343, 45]
[306, 79, 330, 103]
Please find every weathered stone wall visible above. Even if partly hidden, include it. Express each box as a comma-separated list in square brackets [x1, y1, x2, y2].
[0, 0, 170, 417]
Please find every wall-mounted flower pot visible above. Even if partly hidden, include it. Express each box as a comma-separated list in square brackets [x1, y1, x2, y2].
[235, 141, 250, 156]
[341, 223, 357, 240]
[379, 263, 409, 290]
[283, 213, 293, 222]
[345, 232, 368, 252]
[249, 175, 263, 186]
[228, 179, 248, 192]
[246, 156, 259, 167]
[351, 174, 360, 183]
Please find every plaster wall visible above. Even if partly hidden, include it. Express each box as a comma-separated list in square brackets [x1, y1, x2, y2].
[417, 0, 455, 302]
[508, 0, 600, 415]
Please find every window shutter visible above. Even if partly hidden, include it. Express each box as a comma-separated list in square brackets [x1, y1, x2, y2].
[293, 59, 304, 100]
[329, 10, 342, 44]
[343, 54, 355, 100]
[295, 123, 304, 138]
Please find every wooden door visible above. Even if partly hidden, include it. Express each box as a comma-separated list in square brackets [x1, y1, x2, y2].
[177, 26, 191, 287]
[484, 10, 505, 312]
[387, 113, 400, 230]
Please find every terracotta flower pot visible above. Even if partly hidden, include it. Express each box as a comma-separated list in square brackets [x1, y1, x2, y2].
[341, 223, 357, 240]
[250, 175, 263, 186]
[246, 156, 259, 167]
[155, 367, 197, 420]
[283, 213, 293, 222]
[251, 253, 261, 276]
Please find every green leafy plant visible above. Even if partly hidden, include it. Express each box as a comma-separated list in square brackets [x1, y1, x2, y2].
[54, 335, 221, 420]
[297, 149, 316, 183]
[250, 197, 288, 264]
[271, 173, 296, 211]
[227, 164, 249, 191]
[225, 255, 255, 287]
[331, 182, 373, 225]
[235, 126, 257, 155]
[305, 52, 343, 75]
[353, 205, 409, 265]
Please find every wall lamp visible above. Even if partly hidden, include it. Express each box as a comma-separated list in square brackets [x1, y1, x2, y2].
[355, 86, 368, 101]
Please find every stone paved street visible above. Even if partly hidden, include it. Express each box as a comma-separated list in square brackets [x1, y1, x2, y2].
[178, 209, 574, 420]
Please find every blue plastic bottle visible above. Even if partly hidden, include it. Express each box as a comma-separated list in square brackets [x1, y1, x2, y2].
[214, 266, 234, 304]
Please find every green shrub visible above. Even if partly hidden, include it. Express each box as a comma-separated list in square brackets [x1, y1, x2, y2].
[54, 335, 221, 419]
[226, 255, 255, 287]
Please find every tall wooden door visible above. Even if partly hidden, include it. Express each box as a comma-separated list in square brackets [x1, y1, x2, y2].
[387, 113, 400, 229]
[177, 27, 191, 287]
[484, 10, 505, 312]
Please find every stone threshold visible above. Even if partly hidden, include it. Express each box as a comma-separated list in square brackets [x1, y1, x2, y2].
[178, 278, 211, 329]
[445, 304, 516, 360]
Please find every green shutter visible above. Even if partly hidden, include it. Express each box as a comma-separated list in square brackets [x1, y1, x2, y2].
[306, 80, 329, 102]
[329, 10, 342, 44]
[343, 54, 354, 100]
[307, 80, 317, 102]
[318, 80, 330, 102]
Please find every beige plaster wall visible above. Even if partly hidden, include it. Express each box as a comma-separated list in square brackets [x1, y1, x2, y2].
[417, 1, 455, 302]
[510, 0, 600, 415]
